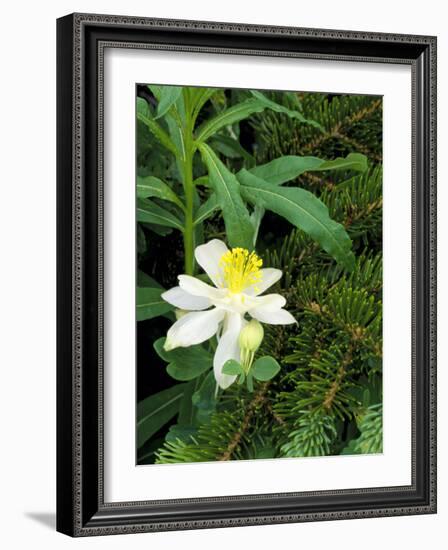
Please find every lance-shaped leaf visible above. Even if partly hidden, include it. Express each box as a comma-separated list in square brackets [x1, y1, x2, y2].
[137, 384, 187, 448]
[148, 85, 185, 119]
[238, 169, 355, 271]
[210, 134, 256, 166]
[137, 176, 185, 211]
[152, 85, 183, 119]
[148, 85, 187, 163]
[199, 144, 254, 249]
[196, 91, 322, 144]
[250, 204, 265, 247]
[247, 153, 368, 185]
[190, 87, 219, 123]
[193, 193, 219, 225]
[136, 287, 174, 321]
[137, 198, 184, 232]
[250, 90, 324, 131]
[137, 97, 178, 157]
[195, 98, 265, 143]
[317, 153, 368, 173]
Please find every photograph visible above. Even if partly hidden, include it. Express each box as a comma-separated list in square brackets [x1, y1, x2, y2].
[135, 84, 383, 465]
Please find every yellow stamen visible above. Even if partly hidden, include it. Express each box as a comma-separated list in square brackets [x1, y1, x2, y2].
[220, 247, 263, 293]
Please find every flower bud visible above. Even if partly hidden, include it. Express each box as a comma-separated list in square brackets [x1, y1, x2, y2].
[239, 319, 264, 353]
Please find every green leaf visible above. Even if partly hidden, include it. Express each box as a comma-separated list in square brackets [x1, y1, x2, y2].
[153, 86, 183, 119]
[136, 96, 151, 118]
[137, 198, 184, 232]
[248, 156, 324, 185]
[137, 270, 163, 288]
[238, 169, 355, 270]
[199, 143, 254, 249]
[251, 356, 281, 381]
[210, 134, 255, 166]
[196, 98, 266, 143]
[148, 85, 184, 118]
[137, 103, 178, 157]
[154, 337, 212, 381]
[190, 87, 219, 123]
[250, 204, 265, 246]
[177, 380, 200, 426]
[165, 424, 198, 443]
[317, 153, 368, 173]
[222, 359, 244, 376]
[148, 86, 187, 165]
[136, 287, 173, 321]
[196, 91, 322, 145]
[247, 153, 368, 186]
[137, 176, 185, 211]
[137, 224, 147, 255]
[192, 371, 217, 423]
[193, 193, 219, 225]
[137, 384, 187, 448]
[193, 175, 209, 187]
[250, 90, 324, 131]
[142, 222, 173, 237]
[255, 447, 277, 459]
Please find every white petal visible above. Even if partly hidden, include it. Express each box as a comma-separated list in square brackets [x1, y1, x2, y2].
[194, 239, 228, 288]
[247, 293, 286, 312]
[250, 307, 296, 325]
[245, 268, 283, 296]
[161, 286, 211, 311]
[178, 275, 224, 301]
[213, 312, 243, 389]
[165, 308, 225, 350]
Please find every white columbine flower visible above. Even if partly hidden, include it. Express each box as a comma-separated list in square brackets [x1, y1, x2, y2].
[161, 239, 296, 389]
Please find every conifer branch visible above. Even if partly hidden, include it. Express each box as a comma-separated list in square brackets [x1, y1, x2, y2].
[323, 345, 353, 410]
[219, 383, 269, 461]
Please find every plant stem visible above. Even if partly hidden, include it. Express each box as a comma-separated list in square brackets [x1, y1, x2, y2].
[182, 98, 195, 275]
[183, 145, 195, 275]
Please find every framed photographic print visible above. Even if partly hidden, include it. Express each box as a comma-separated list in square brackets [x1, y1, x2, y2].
[56, 13, 437, 536]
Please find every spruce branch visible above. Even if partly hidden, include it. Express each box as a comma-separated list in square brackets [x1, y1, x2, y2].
[322, 344, 353, 411]
[219, 383, 269, 461]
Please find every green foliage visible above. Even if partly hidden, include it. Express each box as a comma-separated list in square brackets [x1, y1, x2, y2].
[137, 384, 188, 449]
[137, 175, 185, 211]
[136, 287, 173, 321]
[247, 152, 367, 185]
[136, 86, 361, 272]
[239, 170, 356, 270]
[155, 410, 246, 463]
[199, 143, 254, 249]
[154, 337, 212, 381]
[280, 410, 337, 457]
[251, 92, 382, 164]
[251, 356, 281, 381]
[342, 404, 383, 455]
[137, 198, 184, 232]
[136, 86, 383, 464]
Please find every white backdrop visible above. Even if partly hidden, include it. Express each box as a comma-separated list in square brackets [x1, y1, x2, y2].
[0, 1, 445, 549]
[105, 50, 412, 501]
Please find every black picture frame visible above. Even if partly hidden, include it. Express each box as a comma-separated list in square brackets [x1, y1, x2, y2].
[56, 13, 437, 537]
